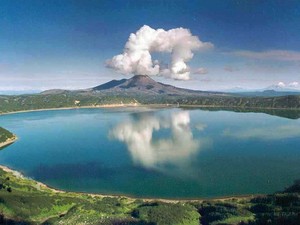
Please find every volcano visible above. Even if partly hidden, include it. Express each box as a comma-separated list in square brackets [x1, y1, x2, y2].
[92, 75, 219, 96]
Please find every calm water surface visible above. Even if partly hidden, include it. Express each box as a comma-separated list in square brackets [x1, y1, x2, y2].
[0, 108, 299, 198]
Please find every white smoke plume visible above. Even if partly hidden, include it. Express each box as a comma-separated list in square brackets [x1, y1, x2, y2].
[106, 25, 213, 80]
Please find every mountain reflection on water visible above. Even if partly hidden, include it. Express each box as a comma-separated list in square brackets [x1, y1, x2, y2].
[110, 111, 204, 172]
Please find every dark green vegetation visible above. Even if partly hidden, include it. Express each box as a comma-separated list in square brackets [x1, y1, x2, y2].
[1, 75, 300, 115]
[193, 180, 300, 225]
[1, 92, 300, 116]
[246, 182, 300, 225]
[0, 93, 136, 113]
[0, 127, 14, 143]
[0, 167, 200, 225]
[0, 166, 300, 225]
[0, 127, 15, 146]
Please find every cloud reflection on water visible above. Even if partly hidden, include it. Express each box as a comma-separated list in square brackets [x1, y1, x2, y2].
[109, 111, 203, 172]
[223, 124, 300, 140]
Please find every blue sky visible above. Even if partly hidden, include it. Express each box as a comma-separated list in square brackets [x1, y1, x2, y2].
[1, 0, 300, 91]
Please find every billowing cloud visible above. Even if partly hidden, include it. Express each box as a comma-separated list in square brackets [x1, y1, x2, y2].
[106, 25, 213, 80]
[109, 111, 202, 171]
[233, 50, 300, 62]
[277, 81, 286, 88]
[193, 67, 208, 75]
[273, 81, 299, 89]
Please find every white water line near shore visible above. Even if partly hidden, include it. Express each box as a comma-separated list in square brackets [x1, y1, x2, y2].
[0, 103, 145, 116]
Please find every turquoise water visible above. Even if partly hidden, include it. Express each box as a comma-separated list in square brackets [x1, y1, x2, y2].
[0, 108, 300, 199]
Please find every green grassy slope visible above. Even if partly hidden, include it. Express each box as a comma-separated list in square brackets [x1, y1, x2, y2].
[0, 166, 299, 225]
[0, 93, 136, 114]
[0, 168, 199, 225]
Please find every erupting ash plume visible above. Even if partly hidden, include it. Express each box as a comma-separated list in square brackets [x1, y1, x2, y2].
[106, 25, 213, 80]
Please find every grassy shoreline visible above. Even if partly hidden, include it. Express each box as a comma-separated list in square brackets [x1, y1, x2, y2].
[0, 165, 258, 203]
[0, 163, 245, 224]
[1, 162, 299, 225]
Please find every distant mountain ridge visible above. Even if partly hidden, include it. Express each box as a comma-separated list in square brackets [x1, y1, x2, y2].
[223, 84, 300, 97]
[224, 86, 300, 93]
[264, 84, 300, 93]
[1, 75, 300, 116]
[39, 75, 300, 97]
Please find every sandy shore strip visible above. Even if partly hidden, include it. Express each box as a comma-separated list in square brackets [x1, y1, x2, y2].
[0, 103, 147, 116]
[1, 103, 299, 117]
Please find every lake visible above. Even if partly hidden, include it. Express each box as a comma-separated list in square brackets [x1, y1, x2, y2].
[0, 107, 300, 199]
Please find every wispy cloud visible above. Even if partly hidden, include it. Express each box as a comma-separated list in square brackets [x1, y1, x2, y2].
[233, 50, 300, 62]
[193, 67, 208, 75]
[195, 123, 207, 131]
[224, 66, 239, 72]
